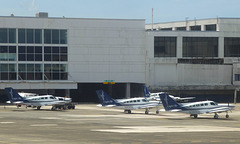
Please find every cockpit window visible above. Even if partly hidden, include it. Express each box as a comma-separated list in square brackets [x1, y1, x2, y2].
[50, 96, 54, 99]
[210, 102, 216, 105]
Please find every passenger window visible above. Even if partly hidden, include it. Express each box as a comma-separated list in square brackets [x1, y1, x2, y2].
[50, 97, 54, 99]
[205, 103, 208, 106]
[196, 104, 200, 107]
[210, 102, 215, 105]
[201, 104, 204, 106]
[45, 97, 48, 99]
[137, 100, 140, 102]
[133, 100, 136, 102]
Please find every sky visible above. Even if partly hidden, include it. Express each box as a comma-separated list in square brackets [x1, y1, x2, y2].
[1, 0, 240, 24]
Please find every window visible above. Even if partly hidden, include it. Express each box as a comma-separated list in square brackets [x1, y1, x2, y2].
[235, 74, 240, 81]
[18, 29, 42, 43]
[205, 24, 216, 31]
[154, 37, 176, 57]
[44, 29, 67, 44]
[183, 37, 218, 57]
[190, 25, 201, 31]
[0, 28, 16, 43]
[18, 46, 42, 61]
[18, 64, 43, 80]
[210, 102, 216, 105]
[0, 64, 16, 80]
[44, 46, 67, 61]
[44, 64, 68, 80]
[0, 46, 16, 61]
[224, 37, 240, 57]
[205, 103, 208, 106]
[176, 27, 186, 31]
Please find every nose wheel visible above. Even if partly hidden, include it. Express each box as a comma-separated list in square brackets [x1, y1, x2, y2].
[214, 113, 219, 119]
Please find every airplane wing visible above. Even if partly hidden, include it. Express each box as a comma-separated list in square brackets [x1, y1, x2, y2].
[203, 107, 233, 114]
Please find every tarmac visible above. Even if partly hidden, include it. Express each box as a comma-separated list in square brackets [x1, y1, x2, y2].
[0, 104, 240, 144]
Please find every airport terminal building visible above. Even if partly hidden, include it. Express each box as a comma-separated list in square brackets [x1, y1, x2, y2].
[0, 13, 240, 102]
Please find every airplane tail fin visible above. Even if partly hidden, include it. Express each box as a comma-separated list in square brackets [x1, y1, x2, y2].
[143, 85, 151, 98]
[5, 87, 26, 103]
[159, 93, 182, 111]
[96, 90, 119, 106]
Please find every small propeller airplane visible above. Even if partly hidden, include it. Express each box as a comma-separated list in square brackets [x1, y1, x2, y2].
[143, 85, 195, 102]
[96, 90, 161, 114]
[159, 92, 235, 119]
[5, 87, 71, 110]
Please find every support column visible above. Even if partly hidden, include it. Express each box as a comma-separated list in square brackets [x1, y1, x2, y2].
[126, 83, 131, 98]
[65, 89, 70, 98]
[234, 88, 238, 104]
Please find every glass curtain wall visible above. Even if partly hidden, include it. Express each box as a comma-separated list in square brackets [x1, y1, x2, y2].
[183, 37, 218, 57]
[154, 37, 176, 57]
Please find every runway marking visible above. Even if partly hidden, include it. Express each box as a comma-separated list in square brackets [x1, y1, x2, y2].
[30, 124, 57, 127]
[0, 122, 15, 124]
[92, 125, 240, 133]
[40, 117, 62, 120]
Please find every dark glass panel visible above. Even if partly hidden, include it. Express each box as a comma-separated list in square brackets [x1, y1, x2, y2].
[35, 73, 42, 80]
[35, 29, 42, 44]
[44, 29, 51, 44]
[35, 46, 42, 53]
[44, 72, 51, 80]
[0, 46, 8, 53]
[60, 73, 68, 80]
[60, 54, 67, 61]
[35, 54, 42, 61]
[18, 54, 26, 61]
[52, 29, 59, 44]
[60, 30, 67, 44]
[27, 73, 34, 80]
[1, 73, 8, 80]
[52, 54, 59, 61]
[53, 73, 60, 80]
[18, 64, 26, 72]
[27, 54, 34, 61]
[18, 72, 26, 80]
[9, 72, 16, 80]
[9, 46, 16, 53]
[27, 29, 34, 43]
[154, 37, 176, 57]
[44, 54, 51, 61]
[52, 47, 59, 53]
[0, 28, 7, 43]
[60, 47, 67, 53]
[27, 46, 34, 53]
[44, 46, 51, 53]
[18, 46, 26, 53]
[18, 29, 26, 43]
[9, 29, 16, 43]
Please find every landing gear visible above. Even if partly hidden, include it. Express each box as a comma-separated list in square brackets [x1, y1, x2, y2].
[214, 113, 219, 119]
[190, 114, 198, 118]
[145, 109, 149, 114]
[37, 106, 41, 110]
[194, 114, 198, 118]
[51, 106, 56, 111]
[156, 110, 159, 114]
[226, 113, 229, 118]
[124, 110, 131, 114]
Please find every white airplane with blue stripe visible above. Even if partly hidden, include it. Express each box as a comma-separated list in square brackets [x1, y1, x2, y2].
[5, 87, 70, 110]
[143, 85, 195, 102]
[159, 93, 235, 119]
[96, 90, 161, 114]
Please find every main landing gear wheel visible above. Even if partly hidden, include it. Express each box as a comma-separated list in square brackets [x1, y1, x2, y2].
[124, 110, 131, 114]
[214, 113, 219, 119]
[156, 110, 159, 114]
[145, 110, 149, 114]
[194, 114, 198, 118]
[37, 106, 41, 110]
[226, 114, 229, 118]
